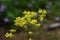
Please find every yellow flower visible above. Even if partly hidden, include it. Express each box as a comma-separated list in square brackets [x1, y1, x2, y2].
[9, 29, 16, 33]
[23, 11, 37, 18]
[29, 38, 32, 40]
[38, 9, 47, 15]
[39, 15, 44, 21]
[5, 33, 14, 38]
[25, 13, 32, 18]
[25, 17, 31, 22]
[40, 17, 44, 21]
[18, 21, 27, 27]
[14, 22, 19, 26]
[42, 9, 47, 14]
[16, 17, 21, 20]
[35, 24, 41, 27]
[39, 14, 46, 17]
[27, 11, 31, 14]
[28, 31, 33, 35]
[14, 17, 21, 22]
[23, 10, 27, 14]
[30, 11, 36, 17]
[23, 10, 30, 15]
[42, 14, 46, 17]
[19, 23, 23, 27]
[38, 8, 43, 13]
[14, 17, 27, 27]
[30, 19, 37, 24]
[9, 33, 14, 38]
[5, 32, 9, 37]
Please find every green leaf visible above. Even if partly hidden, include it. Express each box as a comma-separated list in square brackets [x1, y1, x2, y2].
[6, 11, 15, 19]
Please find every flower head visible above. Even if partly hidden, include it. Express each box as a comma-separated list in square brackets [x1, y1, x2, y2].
[30, 19, 37, 24]
[35, 23, 41, 27]
[5, 32, 9, 37]
[38, 8, 42, 13]
[9, 29, 16, 33]
[39, 15, 44, 21]
[14, 17, 27, 27]
[38, 8, 47, 15]
[5, 32, 14, 38]
[42, 9, 47, 14]
[29, 38, 32, 40]
[30, 11, 36, 17]
[28, 31, 33, 35]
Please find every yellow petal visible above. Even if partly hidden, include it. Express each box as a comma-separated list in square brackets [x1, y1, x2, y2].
[28, 31, 33, 35]
[9, 33, 14, 38]
[38, 8, 43, 13]
[29, 38, 32, 40]
[35, 24, 41, 27]
[9, 29, 16, 33]
[5, 32, 9, 38]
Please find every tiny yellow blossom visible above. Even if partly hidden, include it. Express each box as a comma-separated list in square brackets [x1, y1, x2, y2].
[30, 19, 37, 24]
[23, 11, 30, 15]
[28, 31, 33, 35]
[9, 33, 14, 38]
[14, 22, 19, 26]
[30, 11, 36, 17]
[23, 10, 27, 14]
[19, 23, 23, 27]
[25, 17, 31, 22]
[16, 17, 21, 20]
[23, 11, 37, 18]
[39, 14, 46, 17]
[9, 29, 16, 33]
[38, 8, 42, 13]
[39, 15, 44, 21]
[35, 24, 41, 27]
[27, 11, 31, 14]
[29, 38, 32, 40]
[5, 33, 14, 38]
[5, 32, 9, 37]
[14, 17, 21, 22]
[42, 9, 47, 14]
[14, 17, 27, 27]
[42, 14, 46, 17]
[38, 9, 47, 15]
[40, 17, 44, 21]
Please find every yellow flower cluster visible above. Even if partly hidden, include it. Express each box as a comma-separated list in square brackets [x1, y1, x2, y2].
[14, 11, 37, 27]
[35, 23, 41, 27]
[23, 11, 36, 18]
[5, 32, 14, 38]
[13, 8, 47, 39]
[38, 8, 47, 21]
[5, 29, 16, 38]
[14, 8, 47, 27]
[38, 8, 47, 14]
[14, 17, 27, 27]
